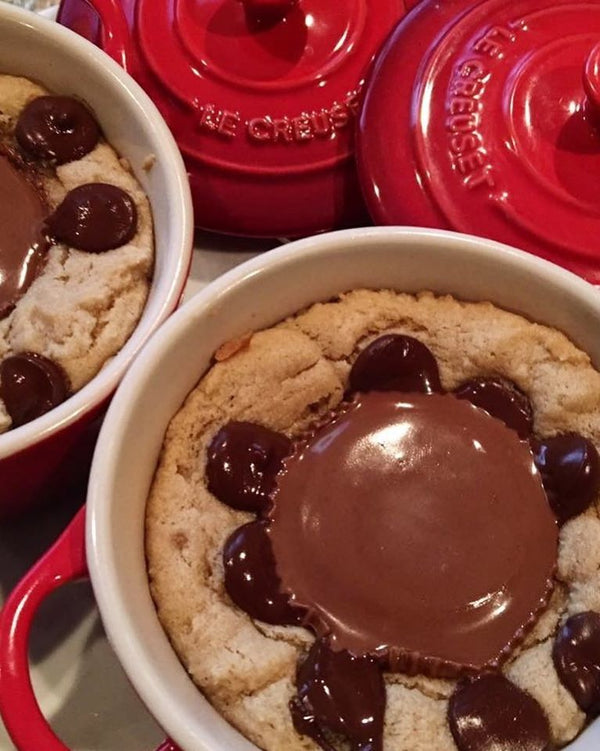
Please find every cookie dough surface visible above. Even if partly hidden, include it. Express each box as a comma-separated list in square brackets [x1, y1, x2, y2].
[146, 289, 600, 750]
[0, 74, 153, 432]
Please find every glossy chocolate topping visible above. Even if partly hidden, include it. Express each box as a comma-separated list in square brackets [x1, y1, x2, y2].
[454, 377, 534, 439]
[268, 391, 557, 674]
[532, 434, 600, 524]
[290, 638, 385, 751]
[16, 96, 100, 165]
[207, 421, 292, 513]
[448, 674, 552, 751]
[46, 183, 137, 253]
[0, 352, 69, 427]
[223, 520, 302, 626]
[349, 334, 442, 394]
[0, 154, 48, 318]
[553, 611, 600, 715]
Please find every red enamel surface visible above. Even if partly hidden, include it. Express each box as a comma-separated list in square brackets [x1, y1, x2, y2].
[358, 0, 600, 283]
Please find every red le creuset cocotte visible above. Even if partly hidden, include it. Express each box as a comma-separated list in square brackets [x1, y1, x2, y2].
[358, 0, 600, 284]
[56, 0, 409, 238]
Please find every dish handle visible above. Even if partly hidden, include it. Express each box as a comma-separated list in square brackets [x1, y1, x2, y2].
[0, 506, 181, 751]
[0, 505, 87, 750]
[57, 0, 132, 70]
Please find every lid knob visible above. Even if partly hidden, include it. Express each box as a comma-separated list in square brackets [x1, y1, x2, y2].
[583, 43, 600, 119]
[239, 0, 299, 26]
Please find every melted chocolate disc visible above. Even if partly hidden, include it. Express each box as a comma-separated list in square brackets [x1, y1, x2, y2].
[16, 96, 100, 165]
[291, 638, 385, 751]
[454, 377, 534, 439]
[46, 183, 137, 253]
[553, 611, 600, 715]
[207, 421, 292, 513]
[0, 352, 69, 427]
[223, 520, 303, 625]
[269, 392, 557, 675]
[531, 434, 600, 524]
[349, 334, 442, 394]
[448, 673, 551, 751]
[0, 154, 48, 318]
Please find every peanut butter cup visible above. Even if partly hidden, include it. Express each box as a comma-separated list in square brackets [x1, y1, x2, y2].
[0, 151, 48, 318]
[46, 183, 138, 253]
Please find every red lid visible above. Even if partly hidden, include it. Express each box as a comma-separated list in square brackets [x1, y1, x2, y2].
[358, 0, 600, 282]
[58, 0, 405, 237]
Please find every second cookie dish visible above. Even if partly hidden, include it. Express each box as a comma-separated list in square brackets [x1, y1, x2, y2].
[0, 2, 193, 516]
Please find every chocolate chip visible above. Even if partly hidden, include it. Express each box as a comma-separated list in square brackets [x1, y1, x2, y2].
[16, 96, 100, 165]
[349, 334, 442, 394]
[291, 638, 385, 751]
[206, 421, 291, 513]
[553, 611, 600, 715]
[46, 183, 138, 252]
[0, 352, 69, 427]
[531, 433, 600, 524]
[448, 673, 551, 751]
[454, 377, 533, 438]
[223, 520, 302, 625]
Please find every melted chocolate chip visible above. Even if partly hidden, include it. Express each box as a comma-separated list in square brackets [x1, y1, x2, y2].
[291, 638, 385, 751]
[16, 96, 100, 165]
[0, 154, 49, 318]
[531, 434, 600, 524]
[0, 352, 69, 427]
[223, 520, 303, 625]
[454, 377, 533, 438]
[207, 421, 291, 513]
[349, 334, 442, 394]
[553, 611, 600, 715]
[448, 673, 552, 751]
[46, 183, 138, 253]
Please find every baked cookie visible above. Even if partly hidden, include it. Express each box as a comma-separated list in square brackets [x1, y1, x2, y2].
[146, 289, 600, 750]
[0, 74, 153, 431]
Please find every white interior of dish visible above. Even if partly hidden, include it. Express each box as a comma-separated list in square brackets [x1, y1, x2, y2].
[0, 3, 193, 458]
[87, 227, 600, 751]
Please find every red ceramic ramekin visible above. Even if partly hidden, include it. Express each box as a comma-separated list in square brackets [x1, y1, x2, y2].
[1, 228, 599, 750]
[0, 2, 194, 517]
